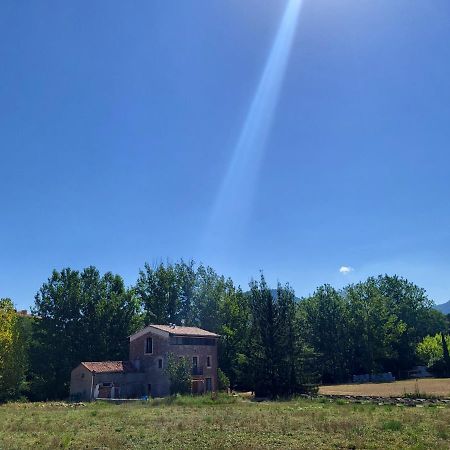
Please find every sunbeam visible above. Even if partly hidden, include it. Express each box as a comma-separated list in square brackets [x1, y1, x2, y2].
[205, 0, 303, 250]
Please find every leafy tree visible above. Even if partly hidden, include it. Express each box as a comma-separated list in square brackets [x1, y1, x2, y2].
[417, 333, 450, 377]
[300, 285, 351, 383]
[195, 264, 226, 332]
[31, 267, 141, 400]
[0, 299, 26, 401]
[421, 309, 448, 336]
[88, 271, 143, 361]
[417, 334, 449, 367]
[165, 353, 191, 395]
[15, 314, 34, 397]
[217, 368, 230, 391]
[375, 275, 433, 374]
[174, 260, 197, 325]
[216, 282, 250, 389]
[136, 262, 180, 325]
[345, 279, 405, 376]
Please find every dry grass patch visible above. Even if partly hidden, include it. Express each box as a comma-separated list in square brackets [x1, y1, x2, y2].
[319, 378, 450, 398]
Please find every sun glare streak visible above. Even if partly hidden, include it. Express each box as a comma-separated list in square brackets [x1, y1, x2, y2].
[205, 0, 303, 249]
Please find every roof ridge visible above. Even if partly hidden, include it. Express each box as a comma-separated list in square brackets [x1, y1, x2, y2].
[80, 361, 137, 374]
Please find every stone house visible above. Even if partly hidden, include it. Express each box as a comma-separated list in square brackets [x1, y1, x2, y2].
[70, 324, 219, 401]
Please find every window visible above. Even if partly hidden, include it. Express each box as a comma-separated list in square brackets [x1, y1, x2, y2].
[205, 378, 212, 392]
[206, 356, 211, 368]
[158, 358, 163, 369]
[145, 337, 153, 354]
[192, 356, 198, 368]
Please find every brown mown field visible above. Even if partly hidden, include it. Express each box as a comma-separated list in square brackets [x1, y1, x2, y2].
[1, 394, 450, 449]
[319, 378, 450, 397]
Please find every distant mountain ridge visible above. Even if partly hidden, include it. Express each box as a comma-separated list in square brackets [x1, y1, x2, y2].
[435, 300, 450, 315]
[269, 289, 302, 302]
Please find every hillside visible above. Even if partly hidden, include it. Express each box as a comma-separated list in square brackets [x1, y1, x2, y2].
[435, 300, 450, 315]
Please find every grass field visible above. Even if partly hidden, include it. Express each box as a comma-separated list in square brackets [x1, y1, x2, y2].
[319, 378, 450, 398]
[1, 395, 450, 449]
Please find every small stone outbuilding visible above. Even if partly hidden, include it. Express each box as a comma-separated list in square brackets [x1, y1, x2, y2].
[70, 361, 145, 401]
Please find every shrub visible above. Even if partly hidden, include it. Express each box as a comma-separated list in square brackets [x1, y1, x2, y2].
[417, 334, 444, 366]
[217, 369, 230, 391]
[165, 353, 191, 395]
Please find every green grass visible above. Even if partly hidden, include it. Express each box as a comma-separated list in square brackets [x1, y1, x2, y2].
[0, 395, 449, 449]
[381, 419, 403, 432]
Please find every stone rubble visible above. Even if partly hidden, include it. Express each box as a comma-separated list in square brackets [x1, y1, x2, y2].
[313, 394, 450, 407]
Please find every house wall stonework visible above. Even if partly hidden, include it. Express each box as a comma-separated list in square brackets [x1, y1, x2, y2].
[129, 328, 218, 396]
[130, 332, 170, 396]
[70, 365, 93, 401]
[70, 365, 146, 401]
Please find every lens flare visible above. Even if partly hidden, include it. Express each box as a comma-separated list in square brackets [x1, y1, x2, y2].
[205, 0, 303, 250]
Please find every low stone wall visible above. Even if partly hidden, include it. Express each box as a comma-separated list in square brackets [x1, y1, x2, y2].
[316, 394, 450, 407]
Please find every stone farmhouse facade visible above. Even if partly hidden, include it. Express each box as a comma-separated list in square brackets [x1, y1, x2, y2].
[70, 325, 219, 401]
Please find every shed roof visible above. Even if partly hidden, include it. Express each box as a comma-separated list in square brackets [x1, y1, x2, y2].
[80, 361, 136, 374]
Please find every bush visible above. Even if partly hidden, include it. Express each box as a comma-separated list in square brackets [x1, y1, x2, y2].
[217, 369, 230, 391]
[165, 354, 191, 395]
[417, 334, 449, 366]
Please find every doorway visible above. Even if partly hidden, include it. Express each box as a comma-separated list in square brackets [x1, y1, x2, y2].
[192, 380, 204, 394]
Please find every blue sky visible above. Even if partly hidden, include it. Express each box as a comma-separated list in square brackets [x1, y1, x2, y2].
[1, 0, 449, 310]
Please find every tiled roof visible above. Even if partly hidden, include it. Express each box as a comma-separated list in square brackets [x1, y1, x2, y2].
[149, 324, 219, 337]
[81, 361, 136, 373]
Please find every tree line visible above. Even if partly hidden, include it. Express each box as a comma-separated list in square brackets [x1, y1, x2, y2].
[1, 260, 449, 401]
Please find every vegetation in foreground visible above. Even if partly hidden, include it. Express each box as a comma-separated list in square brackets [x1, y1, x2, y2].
[0, 395, 449, 450]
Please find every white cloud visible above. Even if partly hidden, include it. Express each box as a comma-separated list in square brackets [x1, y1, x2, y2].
[339, 266, 354, 274]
